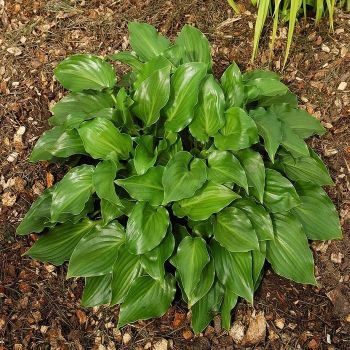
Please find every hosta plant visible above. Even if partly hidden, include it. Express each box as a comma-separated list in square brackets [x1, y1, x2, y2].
[18, 22, 342, 333]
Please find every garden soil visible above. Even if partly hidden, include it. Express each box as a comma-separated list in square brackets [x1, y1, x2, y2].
[0, 0, 349, 349]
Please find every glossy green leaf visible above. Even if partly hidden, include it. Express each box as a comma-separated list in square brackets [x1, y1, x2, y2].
[101, 199, 124, 225]
[50, 91, 115, 127]
[175, 24, 212, 68]
[171, 236, 210, 300]
[211, 240, 254, 303]
[116, 166, 164, 206]
[78, 118, 132, 161]
[141, 230, 175, 281]
[30, 126, 85, 162]
[134, 135, 157, 175]
[214, 107, 259, 151]
[115, 88, 134, 128]
[258, 91, 298, 108]
[278, 149, 333, 185]
[188, 217, 214, 239]
[126, 202, 169, 254]
[189, 75, 225, 141]
[292, 182, 342, 240]
[25, 219, 96, 265]
[54, 54, 116, 92]
[214, 207, 259, 252]
[128, 22, 170, 61]
[118, 274, 176, 327]
[233, 198, 274, 241]
[207, 150, 248, 191]
[173, 182, 240, 221]
[68, 221, 125, 277]
[133, 66, 171, 127]
[281, 123, 309, 157]
[252, 244, 266, 288]
[164, 62, 207, 132]
[81, 274, 112, 307]
[16, 187, 53, 235]
[191, 281, 223, 334]
[94, 160, 121, 206]
[221, 291, 238, 330]
[271, 104, 325, 138]
[250, 107, 282, 162]
[50, 165, 95, 222]
[267, 213, 316, 285]
[263, 169, 300, 213]
[236, 149, 265, 203]
[111, 248, 142, 305]
[220, 63, 244, 108]
[108, 51, 143, 71]
[162, 151, 207, 204]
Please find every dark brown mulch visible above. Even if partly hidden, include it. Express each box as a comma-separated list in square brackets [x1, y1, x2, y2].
[1, 1, 349, 349]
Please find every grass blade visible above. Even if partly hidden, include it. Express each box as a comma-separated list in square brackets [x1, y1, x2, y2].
[227, 0, 240, 14]
[269, 0, 282, 59]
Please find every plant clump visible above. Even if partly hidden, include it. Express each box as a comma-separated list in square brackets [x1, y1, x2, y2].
[18, 22, 342, 333]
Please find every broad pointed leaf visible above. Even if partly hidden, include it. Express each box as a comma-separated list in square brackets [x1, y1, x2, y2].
[221, 291, 238, 330]
[214, 107, 259, 151]
[214, 207, 259, 252]
[126, 202, 169, 254]
[263, 169, 300, 213]
[173, 182, 240, 221]
[116, 166, 164, 206]
[108, 51, 143, 71]
[54, 54, 116, 91]
[81, 274, 112, 307]
[267, 213, 316, 284]
[118, 274, 176, 327]
[134, 135, 157, 175]
[281, 123, 309, 157]
[292, 182, 342, 240]
[78, 118, 132, 160]
[164, 62, 207, 132]
[162, 151, 207, 204]
[207, 150, 248, 191]
[25, 219, 96, 265]
[220, 63, 244, 108]
[51, 165, 95, 222]
[128, 22, 170, 61]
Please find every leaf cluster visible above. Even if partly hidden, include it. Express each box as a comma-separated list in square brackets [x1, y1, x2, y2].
[18, 22, 342, 333]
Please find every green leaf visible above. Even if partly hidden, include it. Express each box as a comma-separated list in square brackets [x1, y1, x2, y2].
[133, 65, 171, 127]
[252, 244, 266, 289]
[54, 54, 116, 92]
[115, 88, 134, 128]
[116, 166, 164, 206]
[162, 151, 207, 204]
[291, 182, 342, 240]
[128, 22, 170, 61]
[173, 182, 240, 221]
[211, 240, 254, 303]
[175, 24, 212, 68]
[164, 62, 207, 132]
[188, 217, 214, 239]
[263, 169, 300, 213]
[171, 236, 210, 300]
[236, 149, 265, 203]
[233, 198, 274, 241]
[214, 207, 259, 252]
[94, 160, 121, 206]
[141, 230, 175, 281]
[267, 213, 316, 285]
[250, 107, 282, 162]
[126, 202, 169, 254]
[17, 187, 53, 235]
[189, 75, 225, 142]
[221, 291, 238, 330]
[118, 274, 176, 327]
[278, 149, 333, 185]
[281, 123, 309, 157]
[111, 248, 142, 305]
[207, 150, 248, 191]
[81, 274, 112, 307]
[25, 219, 96, 265]
[50, 91, 115, 127]
[101, 199, 124, 225]
[78, 118, 132, 160]
[51, 165, 95, 222]
[68, 221, 125, 277]
[214, 107, 259, 151]
[108, 51, 143, 71]
[134, 135, 157, 175]
[191, 281, 223, 334]
[271, 104, 325, 138]
[220, 63, 245, 108]
[29, 126, 85, 162]
[258, 91, 298, 108]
